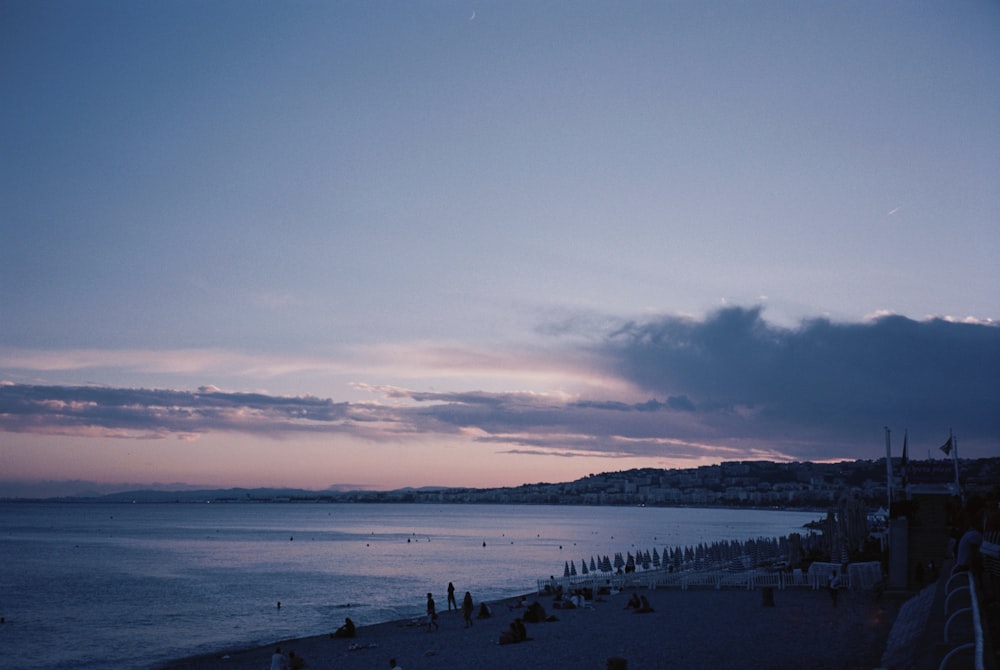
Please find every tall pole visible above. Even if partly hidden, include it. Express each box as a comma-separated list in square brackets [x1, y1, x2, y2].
[950, 429, 962, 503]
[884, 426, 893, 509]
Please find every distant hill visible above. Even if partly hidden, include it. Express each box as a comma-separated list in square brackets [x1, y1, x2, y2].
[4, 456, 997, 506]
[93, 487, 327, 503]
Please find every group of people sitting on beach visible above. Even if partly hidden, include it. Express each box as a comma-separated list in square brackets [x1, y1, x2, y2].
[498, 594, 569, 644]
[269, 646, 306, 670]
[498, 617, 529, 645]
[551, 585, 593, 610]
[328, 583, 654, 654]
[624, 591, 655, 613]
[320, 584, 659, 659]
[522, 600, 551, 623]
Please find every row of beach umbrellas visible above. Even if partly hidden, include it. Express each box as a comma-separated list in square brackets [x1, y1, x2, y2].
[561, 534, 820, 577]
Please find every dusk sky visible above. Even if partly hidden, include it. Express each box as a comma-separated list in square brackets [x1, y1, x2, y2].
[2, 1, 998, 496]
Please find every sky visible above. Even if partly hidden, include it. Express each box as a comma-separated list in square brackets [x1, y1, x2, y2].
[2, 1, 998, 496]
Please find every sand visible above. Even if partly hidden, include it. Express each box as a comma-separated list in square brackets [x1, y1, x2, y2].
[155, 585, 901, 670]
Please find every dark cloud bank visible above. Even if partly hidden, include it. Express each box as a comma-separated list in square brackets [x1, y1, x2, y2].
[2, 308, 997, 462]
[599, 307, 998, 456]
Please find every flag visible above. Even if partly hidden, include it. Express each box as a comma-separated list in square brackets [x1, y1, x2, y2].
[940, 437, 953, 456]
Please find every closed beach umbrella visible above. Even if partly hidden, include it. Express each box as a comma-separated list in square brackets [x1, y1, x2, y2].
[570, 560, 577, 576]
[590, 556, 597, 572]
[581, 558, 588, 575]
[749, 538, 762, 567]
[564, 561, 570, 577]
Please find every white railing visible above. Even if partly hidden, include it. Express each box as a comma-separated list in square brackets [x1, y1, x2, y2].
[938, 568, 985, 670]
[807, 561, 848, 590]
[538, 561, 884, 595]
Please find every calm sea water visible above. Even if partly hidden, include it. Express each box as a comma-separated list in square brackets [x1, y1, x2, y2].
[0, 502, 820, 670]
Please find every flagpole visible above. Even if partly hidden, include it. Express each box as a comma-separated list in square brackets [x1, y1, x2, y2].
[950, 429, 962, 502]
[884, 426, 893, 509]
[900, 429, 908, 493]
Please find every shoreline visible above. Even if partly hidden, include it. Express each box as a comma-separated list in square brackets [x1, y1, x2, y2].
[152, 593, 536, 670]
[154, 587, 901, 670]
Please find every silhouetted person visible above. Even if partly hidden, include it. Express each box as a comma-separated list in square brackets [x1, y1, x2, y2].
[477, 602, 492, 619]
[426, 593, 439, 631]
[447, 582, 457, 610]
[499, 618, 527, 644]
[827, 572, 841, 606]
[462, 591, 474, 627]
[332, 617, 355, 638]
[514, 617, 527, 640]
[270, 646, 289, 670]
[524, 600, 546, 623]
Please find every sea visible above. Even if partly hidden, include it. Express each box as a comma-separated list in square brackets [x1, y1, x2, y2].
[0, 502, 821, 670]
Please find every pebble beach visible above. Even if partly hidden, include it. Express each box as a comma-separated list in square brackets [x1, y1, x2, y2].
[156, 586, 901, 670]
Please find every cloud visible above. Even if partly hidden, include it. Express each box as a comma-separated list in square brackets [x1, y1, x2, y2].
[0, 347, 354, 378]
[596, 306, 1000, 455]
[0, 385, 355, 439]
[2, 307, 997, 464]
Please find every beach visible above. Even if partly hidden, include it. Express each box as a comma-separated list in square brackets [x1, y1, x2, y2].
[156, 586, 900, 670]
[2, 502, 832, 669]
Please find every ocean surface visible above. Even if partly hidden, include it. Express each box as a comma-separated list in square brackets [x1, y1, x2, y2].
[0, 502, 821, 670]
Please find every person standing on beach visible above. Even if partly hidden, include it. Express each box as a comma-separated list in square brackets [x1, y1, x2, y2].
[447, 581, 457, 610]
[426, 592, 439, 631]
[827, 571, 841, 606]
[462, 591, 474, 627]
[270, 646, 289, 670]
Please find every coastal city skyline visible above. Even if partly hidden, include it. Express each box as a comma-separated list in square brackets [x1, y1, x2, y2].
[2, 2, 998, 496]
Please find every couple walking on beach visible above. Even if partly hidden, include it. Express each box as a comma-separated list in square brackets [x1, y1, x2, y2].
[428, 585, 476, 631]
[448, 582, 475, 626]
